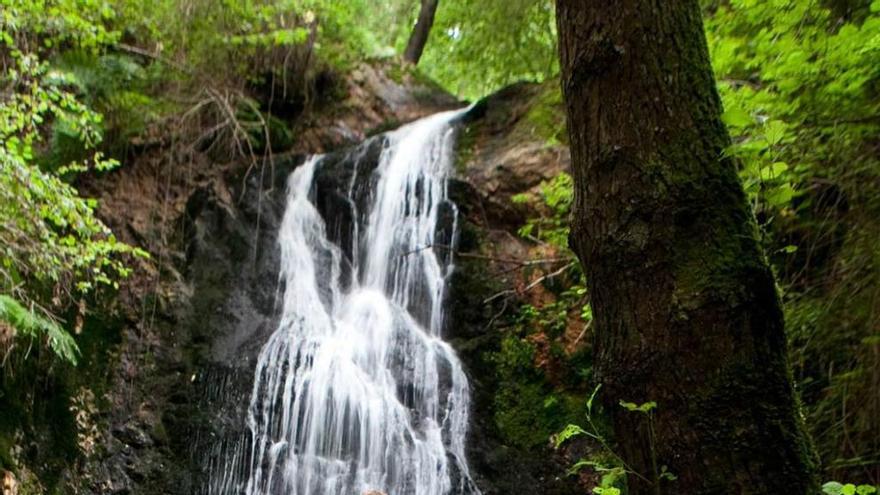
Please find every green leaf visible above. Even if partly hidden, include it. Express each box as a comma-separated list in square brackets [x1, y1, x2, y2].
[567, 458, 596, 476]
[765, 183, 796, 207]
[763, 120, 788, 146]
[511, 192, 531, 204]
[553, 424, 587, 449]
[0, 294, 79, 364]
[760, 161, 789, 181]
[660, 465, 677, 481]
[722, 106, 753, 128]
[619, 400, 657, 413]
[824, 482, 845, 495]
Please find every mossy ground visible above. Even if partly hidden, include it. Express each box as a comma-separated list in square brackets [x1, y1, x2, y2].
[490, 335, 586, 449]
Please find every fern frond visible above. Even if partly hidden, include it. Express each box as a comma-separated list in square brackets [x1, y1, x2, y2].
[0, 294, 80, 364]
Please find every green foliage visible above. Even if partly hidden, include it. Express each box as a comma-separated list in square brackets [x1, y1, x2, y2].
[418, 0, 558, 99]
[0, 295, 78, 364]
[49, 50, 158, 154]
[554, 386, 628, 492]
[555, 388, 676, 492]
[705, 0, 880, 482]
[554, 423, 588, 449]
[707, 0, 880, 219]
[511, 170, 592, 354]
[823, 481, 878, 495]
[513, 283, 585, 341]
[119, 0, 401, 78]
[618, 400, 657, 414]
[514, 172, 574, 248]
[575, 460, 625, 495]
[1, 0, 146, 362]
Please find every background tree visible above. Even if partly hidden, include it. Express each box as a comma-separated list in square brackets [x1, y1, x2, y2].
[403, 0, 439, 64]
[554, 1, 818, 493]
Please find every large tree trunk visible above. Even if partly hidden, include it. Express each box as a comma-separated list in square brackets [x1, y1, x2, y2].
[554, 2, 817, 494]
[403, 0, 439, 64]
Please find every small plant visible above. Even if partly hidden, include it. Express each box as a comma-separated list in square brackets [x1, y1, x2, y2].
[822, 482, 878, 495]
[618, 400, 678, 486]
[553, 386, 631, 492]
[554, 386, 676, 493]
[513, 173, 573, 249]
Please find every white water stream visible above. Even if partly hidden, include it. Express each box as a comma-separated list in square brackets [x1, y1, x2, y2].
[219, 109, 478, 495]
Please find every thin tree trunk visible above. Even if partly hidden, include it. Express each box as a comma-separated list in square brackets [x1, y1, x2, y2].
[403, 0, 439, 64]
[554, 2, 817, 494]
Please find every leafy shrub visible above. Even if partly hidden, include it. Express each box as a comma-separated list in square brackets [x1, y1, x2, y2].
[822, 481, 878, 495]
[1, 0, 146, 363]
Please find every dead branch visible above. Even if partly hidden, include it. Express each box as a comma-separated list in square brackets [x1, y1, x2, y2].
[482, 261, 577, 305]
[400, 243, 570, 267]
[572, 319, 592, 348]
[116, 42, 192, 75]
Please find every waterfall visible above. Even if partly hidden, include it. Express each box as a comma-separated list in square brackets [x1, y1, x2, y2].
[211, 109, 479, 495]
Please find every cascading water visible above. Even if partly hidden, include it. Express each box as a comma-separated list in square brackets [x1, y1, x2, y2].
[209, 109, 479, 495]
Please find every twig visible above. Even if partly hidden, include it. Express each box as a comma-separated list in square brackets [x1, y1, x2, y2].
[484, 298, 509, 332]
[572, 320, 592, 347]
[116, 42, 192, 75]
[401, 243, 569, 266]
[238, 95, 276, 197]
[206, 87, 260, 177]
[483, 261, 576, 304]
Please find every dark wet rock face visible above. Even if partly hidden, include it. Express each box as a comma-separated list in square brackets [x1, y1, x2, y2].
[123, 154, 306, 495]
[178, 140, 398, 495]
[184, 156, 301, 366]
[175, 90, 581, 494]
[312, 135, 387, 272]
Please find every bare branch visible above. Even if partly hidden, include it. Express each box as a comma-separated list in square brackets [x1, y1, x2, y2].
[482, 261, 576, 304]
[400, 243, 570, 266]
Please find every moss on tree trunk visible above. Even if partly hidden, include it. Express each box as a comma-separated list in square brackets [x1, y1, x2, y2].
[554, 1, 818, 493]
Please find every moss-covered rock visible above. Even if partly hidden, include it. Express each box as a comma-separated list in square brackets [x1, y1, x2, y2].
[446, 85, 593, 490]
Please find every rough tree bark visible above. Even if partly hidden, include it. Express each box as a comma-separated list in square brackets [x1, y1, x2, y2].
[554, 2, 817, 494]
[403, 0, 439, 64]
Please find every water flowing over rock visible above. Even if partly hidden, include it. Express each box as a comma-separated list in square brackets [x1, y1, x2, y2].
[205, 109, 480, 495]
